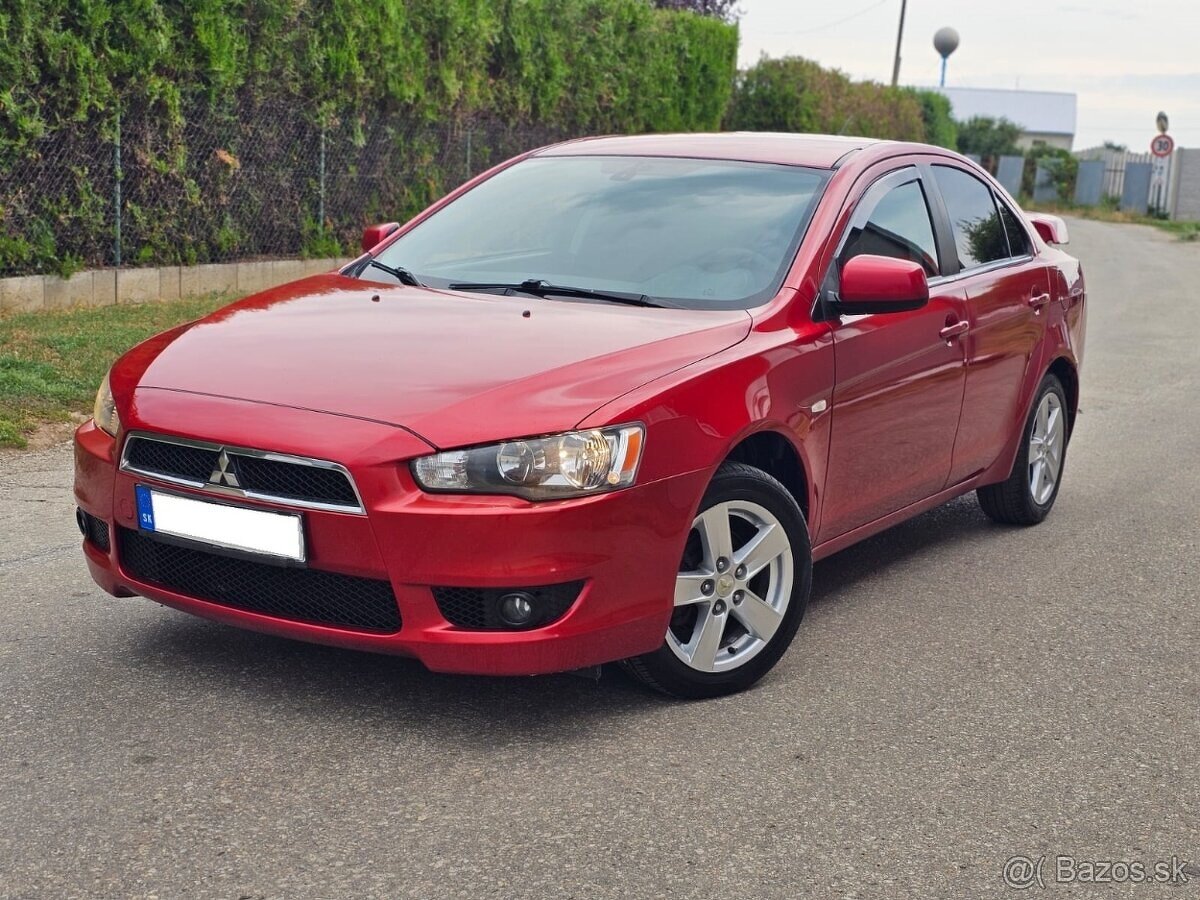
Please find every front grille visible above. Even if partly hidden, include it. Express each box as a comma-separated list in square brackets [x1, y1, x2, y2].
[126, 437, 218, 483]
[433, 582, 584, 630]
[122, 435, 361, 511]
[118, 528, 400, 632]
[79, 510, 111, 552]
[232, 455, 359, 506]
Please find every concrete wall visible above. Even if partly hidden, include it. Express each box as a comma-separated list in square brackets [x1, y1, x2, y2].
[1171, 149, 1200, 222]
[0, 257, 352, 314]
[1120, 162, 1153, 214]
[996, 155, 1025, 196]
[1073, 159, 1105, 206]
[1016, 132, 1073, 152]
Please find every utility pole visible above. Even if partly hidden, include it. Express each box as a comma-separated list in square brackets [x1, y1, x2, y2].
[891, 0, 907, 87]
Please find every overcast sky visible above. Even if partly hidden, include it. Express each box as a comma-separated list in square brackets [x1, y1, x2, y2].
[736, 0, 1198, 150]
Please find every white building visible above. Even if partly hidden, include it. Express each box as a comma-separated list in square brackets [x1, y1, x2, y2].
[935, 87, 1077, 151]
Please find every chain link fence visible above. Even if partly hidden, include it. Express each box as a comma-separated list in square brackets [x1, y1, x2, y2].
[0, 100, 571, 278]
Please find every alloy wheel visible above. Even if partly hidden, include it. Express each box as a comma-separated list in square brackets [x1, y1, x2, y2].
[669, 500, 794, 673]
[1028, 391, 1065, 505]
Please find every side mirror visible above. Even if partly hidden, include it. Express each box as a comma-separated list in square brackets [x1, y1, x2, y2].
[837, 255, 930, 315]
[361, 222, 400, 254]
[1027, 213, 1069, 245]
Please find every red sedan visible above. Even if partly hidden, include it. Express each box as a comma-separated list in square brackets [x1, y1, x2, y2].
[75, 134, 1086, 698]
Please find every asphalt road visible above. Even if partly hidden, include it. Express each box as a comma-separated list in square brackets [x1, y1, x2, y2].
[2, 218, 1198, 899]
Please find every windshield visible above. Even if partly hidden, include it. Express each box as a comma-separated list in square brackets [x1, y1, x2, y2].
[369, 155, 830, 310]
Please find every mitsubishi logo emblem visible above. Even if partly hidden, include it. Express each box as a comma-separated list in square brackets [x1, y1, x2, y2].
[209, 449, 241, 488]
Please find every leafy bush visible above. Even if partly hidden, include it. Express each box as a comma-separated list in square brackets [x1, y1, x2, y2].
[1022, 145, 1079, 202]
[725, 57, 930, 143]
[0, 0, 737, 276]
[955, 116, 1022, 162]
[906, 89, 957, 149]
[1, 0, 737, 158]
[652, 0, 739, 20]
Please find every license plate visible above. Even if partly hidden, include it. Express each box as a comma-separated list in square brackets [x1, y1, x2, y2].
[135, 485, 305, 562]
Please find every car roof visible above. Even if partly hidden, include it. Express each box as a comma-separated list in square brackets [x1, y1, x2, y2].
[534, 132, 887, 169]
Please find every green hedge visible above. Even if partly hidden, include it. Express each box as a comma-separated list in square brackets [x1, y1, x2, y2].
[0, 0, 737, 276]
[908, 89, 957, 149]
[1022, 146, 1079, 203]
[724, 57, 956, 148]
[1, 0, 736, 150]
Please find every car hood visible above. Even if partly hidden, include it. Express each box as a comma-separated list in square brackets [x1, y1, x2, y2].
[127, 274, 752, 448]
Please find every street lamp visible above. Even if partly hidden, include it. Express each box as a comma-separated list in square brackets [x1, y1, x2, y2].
[934, 27, 959, 88]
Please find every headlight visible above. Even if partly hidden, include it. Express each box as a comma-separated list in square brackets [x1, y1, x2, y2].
[411, 424, 644, 500]
[93, 371, 120, 437]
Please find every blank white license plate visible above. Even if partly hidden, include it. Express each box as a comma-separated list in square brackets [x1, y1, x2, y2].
[135, 485, 305, 562]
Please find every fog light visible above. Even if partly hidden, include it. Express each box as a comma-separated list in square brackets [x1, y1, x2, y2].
[75, 508, 87, 536]
[498, 592, 536, 627]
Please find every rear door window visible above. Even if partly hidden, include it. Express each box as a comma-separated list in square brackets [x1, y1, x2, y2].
[932, 166, 1009, 270]
[997, 199, 1031, 257]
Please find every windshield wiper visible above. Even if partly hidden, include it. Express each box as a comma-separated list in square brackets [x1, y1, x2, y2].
[448, 278, 674, 308]
[364, 259, 423, 287]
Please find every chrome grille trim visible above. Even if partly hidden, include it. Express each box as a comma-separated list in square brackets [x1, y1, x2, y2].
[119, 432, 367, 515]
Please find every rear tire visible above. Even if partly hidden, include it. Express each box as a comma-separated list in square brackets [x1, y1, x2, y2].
[621, 462, 812, 699]
[977, 373, 1069, 526]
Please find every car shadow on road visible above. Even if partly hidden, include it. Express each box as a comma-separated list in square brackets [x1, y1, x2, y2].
[117, 495, 998, 738]
[809, 494, 995, 606]
[127, 612, 665, 747]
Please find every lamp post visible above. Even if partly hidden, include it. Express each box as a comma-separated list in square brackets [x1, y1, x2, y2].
[934, 27, 959, 87]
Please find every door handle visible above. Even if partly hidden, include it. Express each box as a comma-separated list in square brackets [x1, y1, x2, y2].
[939, 320, 969, 341]
[1029, 291, 1052, 310]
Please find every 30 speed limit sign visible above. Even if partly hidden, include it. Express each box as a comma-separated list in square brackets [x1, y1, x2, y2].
[1151, 134, 1174, 157]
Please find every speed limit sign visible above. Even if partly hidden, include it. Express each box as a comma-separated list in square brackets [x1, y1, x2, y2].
[1151, 134, 1174, 157]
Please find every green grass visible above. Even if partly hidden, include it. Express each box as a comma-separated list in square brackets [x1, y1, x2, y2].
[1153, 219, 1200, 241]
[1024, 201, 1200, 241]
[0, 295, 231, 448]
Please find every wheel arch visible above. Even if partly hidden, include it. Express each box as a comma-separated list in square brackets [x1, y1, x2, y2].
[1046, 355, 1080, 438]
[722, 427, 812, 522]
[979, 353, 1080, 488]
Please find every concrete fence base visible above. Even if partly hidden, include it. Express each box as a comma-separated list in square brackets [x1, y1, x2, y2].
[0, 257, 352, 314]
[1172, 149, 1200, 222]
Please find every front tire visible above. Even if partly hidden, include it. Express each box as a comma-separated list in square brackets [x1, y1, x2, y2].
[621, 462, 812, 699]
[977, 373, 1069, 526]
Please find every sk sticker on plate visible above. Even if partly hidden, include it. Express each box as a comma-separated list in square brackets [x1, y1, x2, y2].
[134, 485, 156, 531]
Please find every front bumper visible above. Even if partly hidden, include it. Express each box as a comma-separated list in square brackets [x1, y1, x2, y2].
[74, 390, 705, 675]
